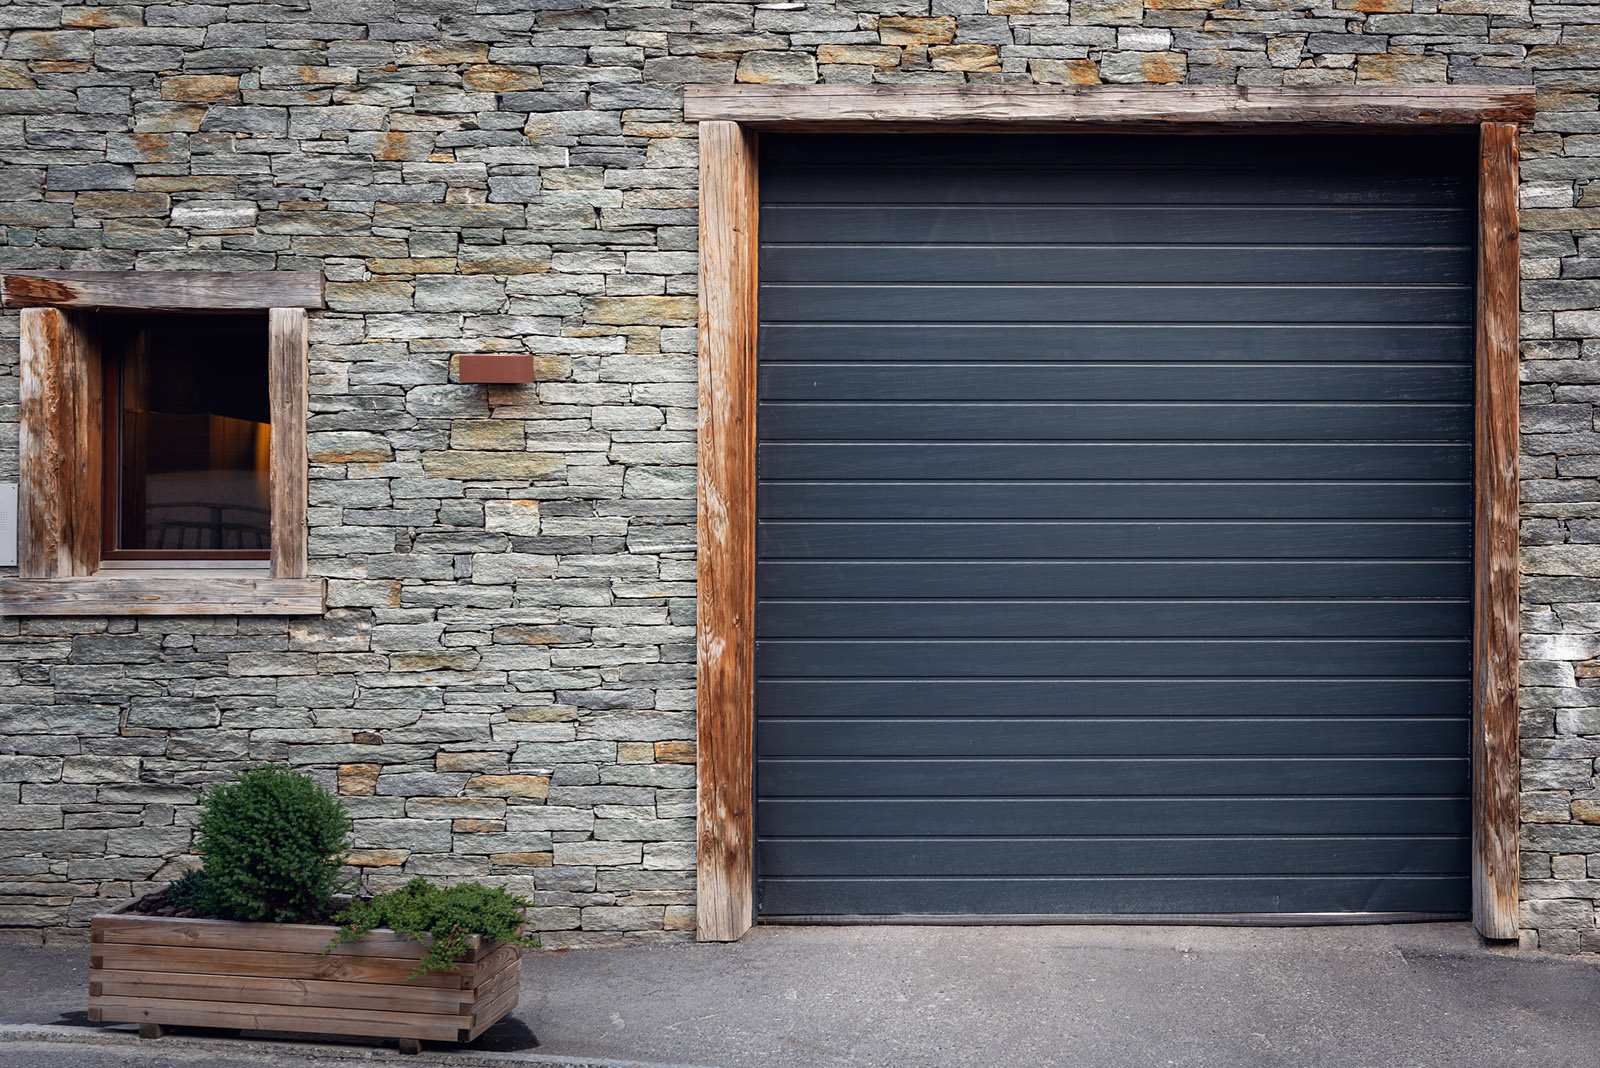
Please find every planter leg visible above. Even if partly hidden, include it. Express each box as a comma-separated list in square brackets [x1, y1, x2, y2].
[138, 1023, 165, 1040]
[398, 1038, 422, 1055]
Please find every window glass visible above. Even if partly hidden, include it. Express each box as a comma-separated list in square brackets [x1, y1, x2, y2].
[106, 315, 271, 555]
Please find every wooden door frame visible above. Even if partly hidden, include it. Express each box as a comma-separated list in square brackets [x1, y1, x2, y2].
[690, 84, 1532, 943]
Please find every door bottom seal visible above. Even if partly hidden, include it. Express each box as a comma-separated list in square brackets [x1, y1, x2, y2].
[759, 912, 1470, 927]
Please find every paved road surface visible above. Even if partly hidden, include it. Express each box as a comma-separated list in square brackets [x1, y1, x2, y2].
[2, 923, 1597, 1067]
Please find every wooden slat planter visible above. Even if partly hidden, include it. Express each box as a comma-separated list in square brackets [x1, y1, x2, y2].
[87, 898, 524, 1050]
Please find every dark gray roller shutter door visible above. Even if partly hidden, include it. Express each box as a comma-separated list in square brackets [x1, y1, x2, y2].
[753, 133, 1475, 918]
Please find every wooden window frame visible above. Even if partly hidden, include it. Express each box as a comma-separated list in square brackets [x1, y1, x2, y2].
[688, 85, 1532, 943]
[1, 272, 326, 615]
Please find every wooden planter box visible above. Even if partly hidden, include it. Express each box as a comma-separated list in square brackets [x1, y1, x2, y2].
[87, 898, 523, 1050]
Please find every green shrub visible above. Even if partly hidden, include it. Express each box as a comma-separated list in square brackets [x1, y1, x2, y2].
[194, 764, 352, 923]
[165, 867, 209, 912]
[329, 877, 539, 977]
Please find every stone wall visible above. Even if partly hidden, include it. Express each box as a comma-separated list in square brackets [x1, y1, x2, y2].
[0, 0, 1594, 951]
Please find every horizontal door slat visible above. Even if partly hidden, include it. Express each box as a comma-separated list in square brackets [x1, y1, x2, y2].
[761, 283, 1471, 325]
[761, 245, 1473, 285]
[756, 679, 1470, 719]
[761, 207, 1473, 246]
[759, 562, 1472, 597]
[758, 521, 1470, 560]
[759, 797, 1471, 836]
[759, 444, 1471, 480]
[758, 402, 1471, 441]
[756, 599, 1469, 639]
[760, 325, 1473, 363]
[758, 364, 1471, 402]
[762, 133, 1477, 175]
[755, 639, 1470, 677]
[756, 876, 1470, 917]
[758, 757, 1468, 798]
[757, 482, 1471, 520]
[756, 836, 1469, 876]
[757, 717, 1468, 757]
[761, 166, 1470, 207]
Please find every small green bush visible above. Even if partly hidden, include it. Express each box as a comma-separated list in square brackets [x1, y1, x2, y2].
[165, 867, 209, 912]
[194, 765, 352, 923]
[329, 877, 539, 977]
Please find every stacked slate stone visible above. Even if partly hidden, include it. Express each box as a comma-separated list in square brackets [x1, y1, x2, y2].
[0, 0, 1593, 952]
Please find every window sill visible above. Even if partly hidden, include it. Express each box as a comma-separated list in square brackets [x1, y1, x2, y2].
[0, 575, 325, 616]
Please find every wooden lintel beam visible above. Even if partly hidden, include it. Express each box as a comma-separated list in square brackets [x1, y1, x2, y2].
[2, 271, 326, 311]
[684, 84, 1538, 127]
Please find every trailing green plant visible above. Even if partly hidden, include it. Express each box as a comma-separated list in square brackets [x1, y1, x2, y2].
[328, 878, 539, 977]
[192, 764, 353, 923]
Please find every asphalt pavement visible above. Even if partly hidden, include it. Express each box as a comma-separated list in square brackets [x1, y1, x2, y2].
[2, 922, 1598, 1068]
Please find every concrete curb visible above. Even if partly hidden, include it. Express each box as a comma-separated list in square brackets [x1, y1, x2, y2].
[0, 1023, 736, 1068]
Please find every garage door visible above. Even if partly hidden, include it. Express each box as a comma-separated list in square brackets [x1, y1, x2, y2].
[753, 133, 1475, 918]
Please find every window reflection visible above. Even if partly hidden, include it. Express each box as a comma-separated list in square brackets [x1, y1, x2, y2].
[106, 315, 271, 556]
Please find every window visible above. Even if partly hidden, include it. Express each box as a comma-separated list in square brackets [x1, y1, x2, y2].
[0, 271, 326, 616]
[103, 315, 272, 560]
